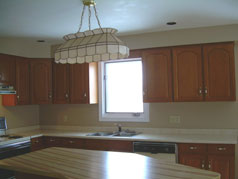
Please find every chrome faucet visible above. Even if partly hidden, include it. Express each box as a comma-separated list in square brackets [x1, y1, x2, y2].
[115, 123, 122, 132]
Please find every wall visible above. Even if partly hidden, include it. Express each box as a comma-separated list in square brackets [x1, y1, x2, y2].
[0, 37, 52, 129]
[39, 24, 238, 129]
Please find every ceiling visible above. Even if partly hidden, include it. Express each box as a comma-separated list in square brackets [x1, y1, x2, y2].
[0, 0, 238, 41]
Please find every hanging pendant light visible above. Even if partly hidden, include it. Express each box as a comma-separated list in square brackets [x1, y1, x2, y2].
[54, 0, 130, 64]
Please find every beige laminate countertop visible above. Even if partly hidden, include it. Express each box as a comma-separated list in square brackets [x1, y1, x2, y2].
[1, 129, 237, 146]
[16, 129, 238, 144]
[0, 147, 220, 179]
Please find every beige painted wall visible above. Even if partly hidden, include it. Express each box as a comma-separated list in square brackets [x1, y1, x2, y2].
[0, 96, 39, 129]
[39, 24, 238, 129]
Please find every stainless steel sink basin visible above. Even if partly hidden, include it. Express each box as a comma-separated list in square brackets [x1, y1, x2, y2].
[86, 132, 113, 136]
[86, 131, 140, 137]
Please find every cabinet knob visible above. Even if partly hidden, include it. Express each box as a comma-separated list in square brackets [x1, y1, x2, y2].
[17, 95, 20, 99]
[49, 94, 52, 99]
[204, 87, 208, 95]
[198, 87, 202, 96]
[84, 93, 87, 97]
[189, 146, 197, 150]
[35, 140, 39, 143]
[69, 141, 74, 144]
[208, 161, 211, 170]
[50, 139, 55, 142]
[217, 147, 226, 151]
[65, 93, 69, 98]
[201, 160, 205, 169]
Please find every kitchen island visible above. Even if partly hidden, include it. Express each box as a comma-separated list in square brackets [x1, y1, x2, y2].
[0, 147, 220, 179]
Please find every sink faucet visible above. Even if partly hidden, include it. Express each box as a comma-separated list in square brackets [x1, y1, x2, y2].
[115, 123, 122, 132]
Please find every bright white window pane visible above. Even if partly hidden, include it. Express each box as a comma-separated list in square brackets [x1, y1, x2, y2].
[105, 60, 143, 113]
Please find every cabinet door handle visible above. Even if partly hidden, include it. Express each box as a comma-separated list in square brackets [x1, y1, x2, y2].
[84, 93, 87, 97]
[65, 93, 69, 99]
[189, 146, 197, 150]
[69, 141, 74, 144]
[50, 139, 55, 142]
[198, 87, 202, 96]
[35, 140, 39, 143]
[201, 160, 205, 169]
[208, 161, 211, 170]
[204, 87, 208, 95]
[49, 94, 52, 99]
[217, 147, 226, 151]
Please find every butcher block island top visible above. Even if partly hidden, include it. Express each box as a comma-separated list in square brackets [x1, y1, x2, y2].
[0, 147, 220, 179]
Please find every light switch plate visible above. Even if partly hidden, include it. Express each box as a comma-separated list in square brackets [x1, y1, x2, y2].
[169, 116, 181, 124]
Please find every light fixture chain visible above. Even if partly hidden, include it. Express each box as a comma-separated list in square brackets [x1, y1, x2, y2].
[88, 6, 91, 30]
[78, 5, 86, 32]
[93, 5, 102, 30]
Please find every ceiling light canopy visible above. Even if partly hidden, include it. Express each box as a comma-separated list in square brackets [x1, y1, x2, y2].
[55, 0, 129, 64]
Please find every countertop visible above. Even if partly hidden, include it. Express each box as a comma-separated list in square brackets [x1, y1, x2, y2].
[0, 147, 220, 179]
[18, 129, 238, 144]
[1, 129, 237, 146]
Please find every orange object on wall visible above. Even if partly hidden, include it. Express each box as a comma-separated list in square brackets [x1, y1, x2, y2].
[2, 94, 17, 106]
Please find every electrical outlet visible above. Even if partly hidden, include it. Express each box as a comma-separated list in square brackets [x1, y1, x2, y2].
[63, 115, 68, 122]
[169, 116, 181, 124]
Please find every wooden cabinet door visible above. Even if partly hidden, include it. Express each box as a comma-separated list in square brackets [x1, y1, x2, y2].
[208, 155, 234, 179]
[173, 45, 203, 101]
[179, 154, 206, 169]
[30, 59, 52, 104]
[142, 48, 173, 102]
[15, 58, 30, 105]
[0, 54, 15, 86]
[69, 63, 89, 104]
[53, 63, 69, 104]
[203, 42, 235, 101]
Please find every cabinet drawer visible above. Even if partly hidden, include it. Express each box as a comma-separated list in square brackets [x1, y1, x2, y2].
[178, 143, 207, 154]
[31, 137, 44, 151]
[208, 144, 235, 155]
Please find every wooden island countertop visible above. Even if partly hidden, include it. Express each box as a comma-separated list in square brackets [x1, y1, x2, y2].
[0, 147, 220, 179]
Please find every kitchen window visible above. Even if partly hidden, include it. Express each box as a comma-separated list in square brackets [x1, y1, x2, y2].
[99, 58, 149, 122]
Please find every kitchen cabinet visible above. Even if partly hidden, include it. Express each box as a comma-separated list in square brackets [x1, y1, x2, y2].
[0, 54, 15, 86]
[178, 143, 235, 179]
[172, 42, 235, 102]
[2, 56, 30, 106]
[15, 58, 30, 105]
[172, 45, 203, 101]
[30, 59, 52, 104]
[32, 137, 133, 152]
[31, 137, 45, 152]
[203, 42, 235, 101]
[142, 48, 173, 102]
[53, 62, 98, 104]
[53, 63, 69, 104]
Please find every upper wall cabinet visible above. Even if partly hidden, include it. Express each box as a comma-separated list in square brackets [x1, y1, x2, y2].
[53, 62, 98, 104]
[53, 63, 69, 104]
[16, 57, 30, 105]
[172, 45, 203, 102]
[203, 42, 235, 101]
[142, 48, 173, 102]
[30, 59, 52, 104]
[0, 54, 16, 86]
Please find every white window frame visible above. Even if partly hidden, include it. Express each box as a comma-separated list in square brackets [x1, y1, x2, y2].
[98, 58, 149, 122]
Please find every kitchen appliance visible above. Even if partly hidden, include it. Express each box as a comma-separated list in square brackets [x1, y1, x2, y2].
[0, 140, 31, 179]
[0, 86, 16, 94]
[133, 142, 178, 163]
[0, 117, 31, 179]
[0, 116, 7, 135]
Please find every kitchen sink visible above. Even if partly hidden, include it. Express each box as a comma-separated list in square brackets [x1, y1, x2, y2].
[86, 130, 140, 137]
[86, 132, 113, 136]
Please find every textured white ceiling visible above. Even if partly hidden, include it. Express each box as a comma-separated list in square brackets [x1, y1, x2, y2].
[0, 0, 238, 40]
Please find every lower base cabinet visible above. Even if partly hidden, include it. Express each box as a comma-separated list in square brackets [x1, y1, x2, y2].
[178, 143, 235, 179]
[31, 136, 133, 153]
